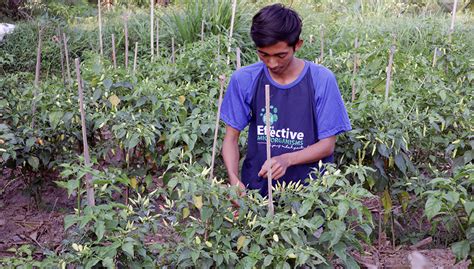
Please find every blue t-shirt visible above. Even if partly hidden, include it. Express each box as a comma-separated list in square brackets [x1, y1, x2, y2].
[220, 60, 351, 140]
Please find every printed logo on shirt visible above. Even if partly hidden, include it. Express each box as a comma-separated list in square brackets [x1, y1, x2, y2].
[256, 105, 305, 150]
[259, 106, 278, 125]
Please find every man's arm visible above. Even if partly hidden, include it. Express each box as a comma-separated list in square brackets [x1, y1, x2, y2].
[258, 136, 336, 179]
[222, 125, 246, 191]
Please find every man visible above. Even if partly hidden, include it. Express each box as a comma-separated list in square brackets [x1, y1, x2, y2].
[220, 4, 351, 196]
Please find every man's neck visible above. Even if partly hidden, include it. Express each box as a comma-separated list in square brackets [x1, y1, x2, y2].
[268, 58, 305, 85]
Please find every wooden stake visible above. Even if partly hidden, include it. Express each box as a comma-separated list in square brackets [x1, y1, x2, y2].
[210, 75, 226, 180]
[385, 45, 395, 101]
[75, 58, 95, 207]
[150, 0, 154, 60]
[98, 0, 104, 56]
[57, 28, 66, 86]
[133, 42, 138, 74]
[156, 18, 160, 57]
[201, 20, 205, 42]
[351, 37, 359, 102]
[31, 26, 43, 129]
[227, 0, 237, 65]
[63, 33, 72, 87]
[111, 34, 117, 68]
[171, 37, 175, 63]
[319, 26, 324, 62]
[265, 84, 274, 216]
[448, 0, 458, 42]
[309, 34, 313, 44]
[432, 47, 437, 68]
[124, 14, 129, 69]
[236, 47, 241, 70]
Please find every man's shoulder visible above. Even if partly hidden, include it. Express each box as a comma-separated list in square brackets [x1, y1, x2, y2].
[306, 61, 336, 82]
[231, 61, 265, 82]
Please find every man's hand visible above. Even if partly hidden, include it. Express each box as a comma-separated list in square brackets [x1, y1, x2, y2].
[258, 154, 291, 180]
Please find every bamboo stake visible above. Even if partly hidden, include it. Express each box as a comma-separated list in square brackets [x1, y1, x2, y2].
[236, 47, 241, 70]
[448, 0, 458, 42]
[265, 84, 274, 216]
[351, 37, 359, 102]
[210, 75, 226, 180]
[111, 34, 117, 68]
[201, 20, 205, 42]
[432, 47, 437, 68]
[63, 33, 72, 87]
[57, 28, 66, 86]
[227, 0, 237, 65]
[124, 14, 129, 69]
[385, 45, 396, 101]
[133, 42, 138, 74]
[75, 58, 95, 207]
[319, 26, 324, 62]
[309, 34, 313, 44]
[98, 0, 103, 56]
[31, 26, 43, 129]
[156, 18, 160, 57]
[171, 37, 175, 63]
[150, 0, 154, 60]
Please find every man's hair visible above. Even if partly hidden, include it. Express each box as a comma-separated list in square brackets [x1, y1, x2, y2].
[250, 4, 302, 48]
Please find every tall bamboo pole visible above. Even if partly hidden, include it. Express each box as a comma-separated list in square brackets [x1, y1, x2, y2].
[98, 0, 104, 56]
[385, 45, 396, 101]
[171, 37, 175, 64]
[111, 34, 117, 68]
[236, 47, 241, 70]
[351, 37, 359, 102]
[265, 84, 274, 216]
[63, 33, 72, 87]
[31, 26, 43, 129]
[133, 42, 139, 74]
[201, 20, 205, 42]
[227, 0, 237, 65]
[156, 17, 160, 57]
[75, 58, 95, 207]
[124, 14, 129, 69]
[432, 47, 438, 68]
[57, 28, 66, 86]
[150, 0, 154, 60]
[319, 26, 324, 62]
[210, 75, 226, 180]
[448, 0, 458, 42]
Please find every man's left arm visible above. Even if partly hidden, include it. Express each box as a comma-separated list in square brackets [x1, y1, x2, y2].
[258, 136, 335, 179]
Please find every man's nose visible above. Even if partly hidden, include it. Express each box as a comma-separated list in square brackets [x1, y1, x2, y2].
[267, 58, 278, 69]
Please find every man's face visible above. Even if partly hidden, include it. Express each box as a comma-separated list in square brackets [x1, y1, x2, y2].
[256, 40, 302, 75]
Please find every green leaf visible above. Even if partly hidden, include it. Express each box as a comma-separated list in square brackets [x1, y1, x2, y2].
[445, 191, 460, 207]
[121, 242, 134, 258]
[394, 153, 406, 174]
[425, 196, 441, 220]
[298, 200, 313, 216]
[464, 201, 474, 216]
[333, 242, 347, 261]
[263, 255, 273, 267]
[95, 220, 105, 241]
[49, 111, 64, 129]
[26, 137, 36, 149]
[102, 257, 114, 269]
[200, 206, 213, 222]
[337, 201, 350, 220]
[451, 240, 470, 260]
[27, 156, 40, 170]
[381, 189, 392, 224]
[64, 215, 77, 230]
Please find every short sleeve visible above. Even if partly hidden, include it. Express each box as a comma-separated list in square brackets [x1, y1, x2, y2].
[313, 67, 352, 139]
[220, 73, 252, 131]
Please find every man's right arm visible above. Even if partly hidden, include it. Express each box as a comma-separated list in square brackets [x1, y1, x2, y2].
[222, 125, 245, 191]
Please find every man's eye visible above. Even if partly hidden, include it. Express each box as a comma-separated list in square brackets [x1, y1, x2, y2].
[278, 55, 286, 58]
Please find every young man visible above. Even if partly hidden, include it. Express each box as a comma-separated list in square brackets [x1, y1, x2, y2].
[220, 4, 351, 196]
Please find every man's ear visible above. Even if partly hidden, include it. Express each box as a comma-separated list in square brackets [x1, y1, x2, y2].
[294, 39, 304, 52]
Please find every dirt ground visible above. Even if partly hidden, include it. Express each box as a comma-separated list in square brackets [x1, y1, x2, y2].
[0, 168, 471, 268]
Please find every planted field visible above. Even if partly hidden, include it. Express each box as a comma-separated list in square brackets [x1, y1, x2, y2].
[0, 0, 473, 268]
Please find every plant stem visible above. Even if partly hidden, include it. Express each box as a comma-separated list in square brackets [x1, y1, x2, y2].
[111, 33, 117, 69]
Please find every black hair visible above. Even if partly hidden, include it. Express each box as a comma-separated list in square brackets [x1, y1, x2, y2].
[250, 4, 302, 48]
